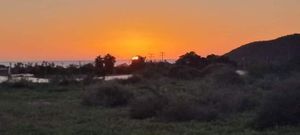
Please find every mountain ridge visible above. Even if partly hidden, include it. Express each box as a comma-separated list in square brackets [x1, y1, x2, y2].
[225, 33, 300, 66]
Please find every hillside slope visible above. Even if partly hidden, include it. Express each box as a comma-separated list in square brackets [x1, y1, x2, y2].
[225, 34, 300, 65]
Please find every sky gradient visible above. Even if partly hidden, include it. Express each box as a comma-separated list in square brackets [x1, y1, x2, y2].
[0, 0, 300, 61]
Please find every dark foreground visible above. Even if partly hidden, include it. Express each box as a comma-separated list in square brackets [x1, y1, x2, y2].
[1, 62, 300, 135]
[0, 79, 299, 135]
[0, 86, 298, 135]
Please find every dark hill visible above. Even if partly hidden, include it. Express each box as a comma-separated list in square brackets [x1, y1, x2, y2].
[225, 34, 300, 66]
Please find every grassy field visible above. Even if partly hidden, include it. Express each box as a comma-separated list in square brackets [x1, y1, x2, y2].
[0, 63, 300, 135]
[0, 80, 299, 135]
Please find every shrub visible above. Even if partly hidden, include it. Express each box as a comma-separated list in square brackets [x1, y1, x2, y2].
[247, 64, 289, 79]
[82, 82, 133, 107]
[168, 65, 201, 80]
[254, 80, 300, 129]
[212, 89, 259, 113]
[1, 79, 36, 89]
[129, 94, 166, 119]
[202, 64, 244, 86]
[135, 62, 172, 79]
[129, 92, 219, 122]
[159, 96, 218, 122]
[82, 74, 97, 85]
[129, 83, 258, 122]
[190, 84, 259, 119]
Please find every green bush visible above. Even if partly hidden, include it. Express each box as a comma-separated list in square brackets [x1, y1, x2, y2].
[129, 81, 258, 122]
[168, 65, 201, 80]
[129, 92, 219, 122]
[254, 80, 300, 129]
[159, 96, 218, 122]
[82, 74, 97, 85]
[129, 94, 166, 119]
[1, 79, 36, 89]
[202, 64, 244, 86]
[82, 82, 133, 107]
[136, 62, 172, 79]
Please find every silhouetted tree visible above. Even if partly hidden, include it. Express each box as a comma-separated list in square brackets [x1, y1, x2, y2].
[104, 54, 116, 74]
[206, 54, 237, 66]
[176, 51, 207, 68]
[130, 56, 146, 71]
[13, 62, 25, 74]
[67, 64, 79, 75]
[80, 63, 95, 74]
[95, 55, 105, 77]
[115, 63, 131, 74]
[206, 54, 219, 62]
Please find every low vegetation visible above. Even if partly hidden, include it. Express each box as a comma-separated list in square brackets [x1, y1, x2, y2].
[82, 82, 133, 107]
[254, 79, 300, 129]
[1, 51, 300, 134]
[129, 94, 166, 119]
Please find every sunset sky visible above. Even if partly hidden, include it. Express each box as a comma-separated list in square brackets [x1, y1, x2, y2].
[0, 0, 300, 61]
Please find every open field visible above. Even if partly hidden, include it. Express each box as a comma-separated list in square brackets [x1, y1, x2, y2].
[0, 71, 299, 135]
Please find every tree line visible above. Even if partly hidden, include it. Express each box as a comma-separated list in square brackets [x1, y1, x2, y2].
[0, 52, 235, 77]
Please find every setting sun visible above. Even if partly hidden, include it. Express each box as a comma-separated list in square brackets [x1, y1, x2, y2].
[0, 0, 299, 61]
[98, 28, 166, 59]
[131, 56, 139, 60]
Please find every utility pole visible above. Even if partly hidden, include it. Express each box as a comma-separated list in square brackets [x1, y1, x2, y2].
[160, 52, 165, 62]
[148, 53, 154, 62]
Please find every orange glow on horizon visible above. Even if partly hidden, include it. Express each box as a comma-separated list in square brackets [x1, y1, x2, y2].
[0, 1, 299, 61]
[99, 29, 159, 59]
